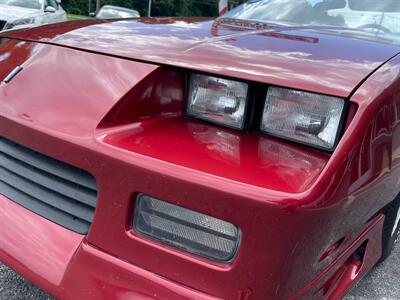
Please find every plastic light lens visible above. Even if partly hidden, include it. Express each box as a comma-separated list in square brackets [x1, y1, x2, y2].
[5, 18, 35, 30]
[187, 73, 248, 129]
[261, 87, 345, 150]
[134, 194, 240, 262]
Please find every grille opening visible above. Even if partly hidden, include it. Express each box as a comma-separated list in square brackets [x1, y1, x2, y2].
[0, 21, 6, 31]
[0, 137, 98, 234]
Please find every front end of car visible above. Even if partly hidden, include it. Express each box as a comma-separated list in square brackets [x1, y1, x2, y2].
[2, 17, 37, 31]
[0, 5, 41, 32]
[0, 17, 400, 299]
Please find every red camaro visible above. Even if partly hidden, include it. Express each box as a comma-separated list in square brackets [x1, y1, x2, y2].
[0, 0, 399, 299]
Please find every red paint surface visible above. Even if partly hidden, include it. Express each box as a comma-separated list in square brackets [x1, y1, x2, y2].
[0, 18, 399, 299]
[289, 215, 384, 300]
[101, 118, 329, 193]
[3, 18, 400, 97]
[0, 196, 83, 286]
[0, 197, 219, 300]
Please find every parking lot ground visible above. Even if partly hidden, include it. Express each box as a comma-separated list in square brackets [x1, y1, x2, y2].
[345, 241, 400, 299]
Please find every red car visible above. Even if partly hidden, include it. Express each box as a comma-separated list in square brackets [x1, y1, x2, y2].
[0, 0, 399, 299]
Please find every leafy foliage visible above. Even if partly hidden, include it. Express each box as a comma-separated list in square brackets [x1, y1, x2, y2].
[61, 0, 246, 17]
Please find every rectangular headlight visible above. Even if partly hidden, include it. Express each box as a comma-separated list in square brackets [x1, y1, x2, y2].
[261, 87, 345, 151]
[134, 194, 240, 262]
[187, 73, 249, 129]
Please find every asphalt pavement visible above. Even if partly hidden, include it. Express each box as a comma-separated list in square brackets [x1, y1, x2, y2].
[0, 242, 398, 299]
[345, 241, 400, 299]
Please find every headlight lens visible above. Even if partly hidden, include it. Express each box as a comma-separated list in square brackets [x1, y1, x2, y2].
[134, 194, 240, 262]
[187, 73, 249, 129]
[5, 18, 35, 30]
[261, 87, 345, 151]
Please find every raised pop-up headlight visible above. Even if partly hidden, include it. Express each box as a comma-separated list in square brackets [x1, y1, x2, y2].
[134, 194, 240, 262]
[261, 87, 345, 151]
[187, 73, 249, 129]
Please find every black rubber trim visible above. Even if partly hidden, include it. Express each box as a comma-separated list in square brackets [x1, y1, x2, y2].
[0, 20, 6, 31]
[0, 137, 97, 234]
[0, 181, 90, 233]
[0, 138, 97, 190]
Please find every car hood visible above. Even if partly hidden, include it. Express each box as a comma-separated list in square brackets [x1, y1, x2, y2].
[0, 4, 40, 21]
[2, 17, 400, 97]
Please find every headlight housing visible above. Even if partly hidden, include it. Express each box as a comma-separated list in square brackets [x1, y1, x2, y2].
[187, 73, 249, 130]
[5, 18, 35, 30]
[134, 194, 240, 262]
[185, 73, 347, 151]
[261, 87, 346, 151]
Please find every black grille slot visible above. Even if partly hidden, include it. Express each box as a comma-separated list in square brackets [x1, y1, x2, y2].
[0, 20, 6, 31]
[0, 138, 97, 234]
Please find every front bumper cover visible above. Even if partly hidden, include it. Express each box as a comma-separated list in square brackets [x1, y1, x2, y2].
[0, 193, 383, 300]
[0, 196, 219, 300]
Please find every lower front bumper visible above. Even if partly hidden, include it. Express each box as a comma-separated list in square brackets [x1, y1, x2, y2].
[1, 189, 384, 300]
[289, 214, 384, 300]
[0, 196, 218, 300]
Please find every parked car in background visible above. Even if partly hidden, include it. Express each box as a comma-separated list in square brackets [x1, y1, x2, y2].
[91, 5, 140, 19]
[312, 0, 400, 33]
[0, 0, 400, 299]
[0, 0, 67, 31]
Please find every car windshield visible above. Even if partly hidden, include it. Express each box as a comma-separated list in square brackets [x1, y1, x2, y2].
[97, 7, 139, 19]
[0, 0, 42, 9]
[223, 0, 400, 36]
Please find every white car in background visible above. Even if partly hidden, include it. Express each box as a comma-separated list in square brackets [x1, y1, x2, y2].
[92, 5, 140, 19]
[312, 0, 400, 34]
[0, 0, 67, 31]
